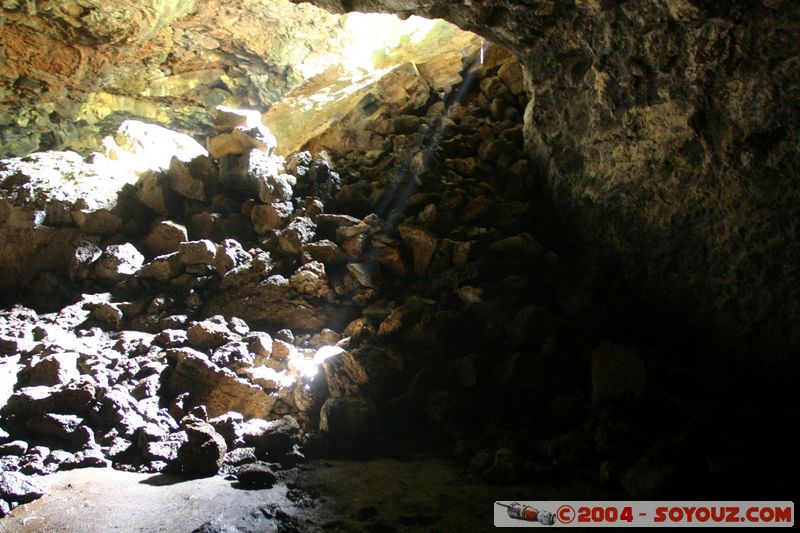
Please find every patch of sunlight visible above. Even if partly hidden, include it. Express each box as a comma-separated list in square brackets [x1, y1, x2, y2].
[287, 344, 345, 380]
[296, 13, 440, 80]
[340, 14, 438, 76]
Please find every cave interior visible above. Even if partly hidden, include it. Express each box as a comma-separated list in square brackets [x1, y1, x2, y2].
[0, 0, 797, 530]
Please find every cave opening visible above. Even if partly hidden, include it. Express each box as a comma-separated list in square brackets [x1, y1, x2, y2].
[1, 0, 798, 530]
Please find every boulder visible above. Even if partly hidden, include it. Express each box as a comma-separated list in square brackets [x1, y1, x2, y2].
[26, 413, 83, 441]
[92, 388, 146, 438]
[211, 341, 254, 372]
[141, 221, 188, 257]
[301, 240, 346, 265]
[68, 241, 102, 281]
[135, 171, 177, 216]
[218, 149, 287, 200]
[289, 261, 330, 298]
[278, 217, 316, 255]
[165, 349, 274, 419]
[26, 352, 80, 386]
[0, 471, 45, 504]
[94, 243, 145, 281]
[236, 416, 300, 457]
[0, 440, 28, 456]
[236, 462, 276, 487]
[214, 239, 251, 276]
[166, 155, 218, 201]
[398, 224, 437, 278]
[93, 302, 123, 329]
[178, 240, 217, 266]
[178, 418, 227, 476]
[251, 201, 293, 234]
[246, 333, 273, 362]
[319, 397, 376, 448]
[187, 319, 237, 350]
[2, 379, 96, 422]
[138, 252, 182, 281]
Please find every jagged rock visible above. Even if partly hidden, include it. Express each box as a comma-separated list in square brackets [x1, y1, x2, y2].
[94, 243, 145, 281]
[26, 352, 80, 386]
[138, 252, 182, 281]
[323, 350, 368, 398]
[278, 216, 316, 255]
[591, 342, 648, 403]
[188, 211, 253, 243]
[211, 342, 254, 372]
[187, 319, 237, 351]
[61, 449, 110, 470]
[301, 240, 346, 266]
[224, 447, 257, 467]
[93, 302, 123, 329]
[246, 332, 274, 362]
[236, 416, 300, 457]
[131, 374, 162, 400]
[315, 214, 362, 240]
[178, 240, 217, 266]
[2, 379, 96, 422]
[319, 396, 376, 449]
[218, 251, 274, 289]
[251, 201, 293, 234]
[218, 149, 289, 201]
[26, 413, 83, 442]
[227, 317, 250, 336]
[154, 328, 188, 348]
[0, 471, 45, 504]
[178, 418, 227, 476]
[0, 441, 27, 456]
[214, 239, 251, 276]
[0, 151, 137, 288]
[289, 261, 330, 298]
[68, 241, 103, 281]
[292, 157, 342, 202]
[143, 437, 185, 463]
[346, 262, 377, 289]
[165, 348, 274, 419]
[377, 307, 410, 336]
[308, 329, 340, 347]
[398, 224, 437, 278]
[141, 221, 188, 257]
[209, 412, 244, 446]
[135, 171, 178, 216]
[92, 388, 145, 438]
[166, 156, 218, 202]
[270, 340, 295, 362]
[236, 462, 277, 487]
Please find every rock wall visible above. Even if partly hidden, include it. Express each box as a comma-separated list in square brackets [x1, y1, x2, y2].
[295, 0, 800, 360]
[0, 1, 472, 158]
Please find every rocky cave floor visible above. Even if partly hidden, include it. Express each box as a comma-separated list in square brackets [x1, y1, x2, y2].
[0, 46, 794, 531]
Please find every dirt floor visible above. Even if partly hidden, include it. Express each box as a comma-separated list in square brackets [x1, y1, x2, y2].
[0, 456, 617, 532]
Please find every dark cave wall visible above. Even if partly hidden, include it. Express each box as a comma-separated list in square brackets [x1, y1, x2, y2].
[297, 0, 800, 359]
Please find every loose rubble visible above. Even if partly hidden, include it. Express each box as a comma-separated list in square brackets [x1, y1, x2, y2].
[0, 46, 724, 515]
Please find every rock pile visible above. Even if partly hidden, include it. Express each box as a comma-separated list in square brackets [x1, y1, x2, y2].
[0, 46, 731, 515]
